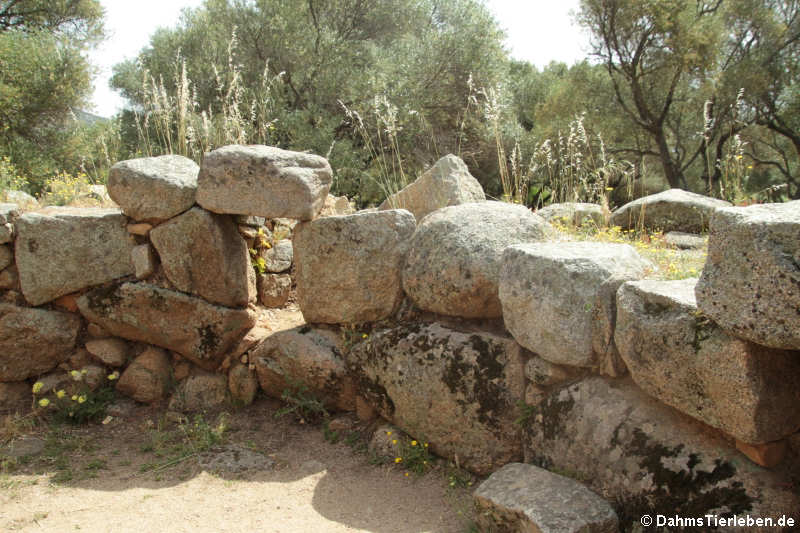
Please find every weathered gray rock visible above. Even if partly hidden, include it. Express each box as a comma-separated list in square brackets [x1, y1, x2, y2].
[0, 381, 30, 412]
[524, 356, 577, 387]
[228, 362, 259, 406]
[617, 278, 800, 443]
[116, 347, 172, 404]
[14, 207, 135, 305]
[2, 190, 37, 210]
[610, 188, 730, 233]
[0, 244, 11, 270]
[262, 239, 293, 273]
[403, 202, 555, 319]
[131, 243, 156, 279]
[523, 377, 800, 531]
[696, 201, 800, 350]
[665, 231, 706, 249]
[347, 322, 525, 475]
[150, 207, 255, 307]
[0, 203, 19, 224]
[107, 154, 198, 221]
[500, 242, 651, 371]
[169, 370, 228, 412]
[198, 444, 274, 474]
[77, 283, 257, 370]
[196, 145, 332, 220]
[85, 338, 129, 367]
[257, 273, 291, 308]
[474, 463, 618, 533]
[252, 325, 355, 411]
[234, 215, 266, 227]
[536, 202, 605, 227]
[294, 209, 416, 324]
[0, 223, 12, 244]
[318, 194, 355, 217]
[0, 304, 80, 381]
[379, 154, 485, 221]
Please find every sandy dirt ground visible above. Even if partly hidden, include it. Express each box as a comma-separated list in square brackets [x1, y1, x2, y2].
[0, 397, 478, 533]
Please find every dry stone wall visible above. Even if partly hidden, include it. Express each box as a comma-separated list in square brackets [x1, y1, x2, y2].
[1, 149, 799, 531]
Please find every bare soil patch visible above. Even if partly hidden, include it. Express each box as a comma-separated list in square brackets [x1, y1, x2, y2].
[1, 398, 477, 532]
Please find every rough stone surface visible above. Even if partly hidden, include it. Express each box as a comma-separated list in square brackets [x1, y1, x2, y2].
[735, 440, 788, 468]
[536, 202, 605, 227]
[500, 242, 650, 370]
[85, 338, 129, 367]
[196, 144, 332, 220]
[0, 381, 30, 412]
[610, 188, 730, 233]
[696, 201, 800, 350]
[126, 223, 152, 236]
[524, 357, 577, 387]
[14, 207, 136, 305]
[665, 231, 706, 249]
[379, 154, 485, 221]
[252, 325, 355, 411]
[169, 370, 228, 412]
[0, 203, 20, 224]
[77, 283, 256, 370]
[294, 209, 416, 324]
[0, 223, 12, 244]
[2, 190, 38, 210]
[0, 244, 11, 270]
[228, 362, 259, 406]
[262, 239, 293, 273]
[347, 322, 526, 475]
[107, 154, 198, 221]
[257, 273, 291, 308]
[0, 304, 80, 381]
[474, 463, 618, 533]
[318, 194, 355, 217]
[523, 377, 800, 531]
[403, 202, 555, 318]
[150, 207, 255, 307]
[616, 278, 800, 443]
[0, 265, 18, 289]
[116, 347, 172, 404]
[198, 444, 274, 474]
[131, 243, 156, 279]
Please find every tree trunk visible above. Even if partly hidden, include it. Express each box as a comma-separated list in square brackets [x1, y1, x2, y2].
[655, 131, 685, 189]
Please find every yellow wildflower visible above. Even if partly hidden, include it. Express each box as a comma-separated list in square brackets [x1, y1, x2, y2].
[392, 439, 398, 445]
[107, 371, 119, 381]
[32, 381, 44, 394]
[71, 395, 78, 401]
[411, 440, 417, 446]
[38, 398, 50, 407]
[78, 395, 87, 404]
[56, 390, 66, 399]
[386, 431, 392, 436]
[70, 370, 81, 381]
[362, 333, 368, 339]
[394, 457, 402, 463]
[404, 472, 409, 477]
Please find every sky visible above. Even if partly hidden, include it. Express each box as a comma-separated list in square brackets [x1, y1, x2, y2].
[89, 0, 589, 117]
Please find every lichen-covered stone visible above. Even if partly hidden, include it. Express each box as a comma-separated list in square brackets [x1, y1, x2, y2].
[474, 463, 618, 533]
[116, 347, 172, 404]
[294, 209, 415, 324]
[196, 144, 332, 220]
[77, 282, 256, 370]
[257, 273, 291, 308]
[14, 207, 136, 305]
[500, 242, 650, 371]
[107, 154, 198, 221]
[616, 278, 800, 443]
[169, 370, 228, 412]
[378, 154, 485, 221]
[150, 207, 255, 307]
[523, 377, 799, 531]
[610, 188, 730, 233]
[85, 338, 129, 367]
[696, 200, 800, 350]
[131, 243, 156, 280]
[403, 202, 555, 319]
[536, 202, 605, 227]
[251, 325, 355, 411]
[0, 303, 80, 381]
[347, 322, 526, 475]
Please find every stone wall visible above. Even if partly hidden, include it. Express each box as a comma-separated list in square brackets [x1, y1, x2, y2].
[1, 148, 799, 530]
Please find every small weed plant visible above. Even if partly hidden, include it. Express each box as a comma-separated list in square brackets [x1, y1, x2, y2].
[274, 381, 329, 424]
[31, 369, 118, 425]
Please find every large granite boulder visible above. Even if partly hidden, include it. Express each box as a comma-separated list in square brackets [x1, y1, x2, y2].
[150, 207, 255, 307]
[610, 188, 730, 233]
[294, 209, 415, 324]
[0, 304, 80, 381]
[500, 242, 651, 373]
[77, 283, 256, 370]
[403, 202, 555, 318]
[169, 369, 228, 412]
[14, 207, 136, 305]
[536, 202, 604, 227]
[523, 377, 800, 531]
[617, 278, 800, 443]
[107, 154, 198, 221]
[2, 190, 37, 210]
[474, 463, 618, 533]
[196, 145, 332, 220]
[696, 201, 800, 350]
[347, 322, 526, 475]
[115, 347, 172, 404]
[251, 325, 355, 411]
[378, 154, 485, 221]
